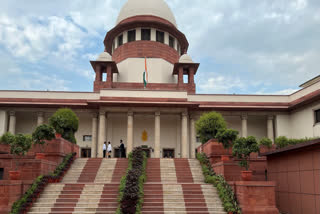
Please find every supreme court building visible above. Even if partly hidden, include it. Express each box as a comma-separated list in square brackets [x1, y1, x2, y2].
[0, 0, 319, 158]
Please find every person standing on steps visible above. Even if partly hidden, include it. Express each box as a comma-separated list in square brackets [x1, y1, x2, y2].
[107, 141, 112, 158]
[119, 140, 126, 158]
[103, 141, 107, 158]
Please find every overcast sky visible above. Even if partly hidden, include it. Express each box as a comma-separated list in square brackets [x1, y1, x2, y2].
[0, 0, 319, 94]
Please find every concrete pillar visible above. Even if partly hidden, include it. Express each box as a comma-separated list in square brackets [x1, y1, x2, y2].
[91, 113, 98, 158]
[181, 111, 188, 158]
[106, 66, 113, 88]
[127, 111, 134, 155]
[267, 115, 275, 142]
[0, 111, 8, 136]
[151, 28, 156, 41]
[188, 67, 195, 85]
[154, 111, 161, 158]
[8, 111, 16, 135]
[164, 32, 169, 45]
[190, 114, 196, 159]
[98, 111, 106, 158]
[136, 27, 141, 41]
[37, 112, 44, 126]
[123, 31, 128, 44]
[241, 114, 248, 137]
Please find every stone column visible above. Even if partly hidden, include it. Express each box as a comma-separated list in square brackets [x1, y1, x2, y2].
[178, 66, 184, 88]
[106, 66, 113, 88]
[181, 111, 189, 158]
[91, 113, 98, 158]
[8, 111, 16, 135]
[37, 112, 44, 126]
[189, 114, 196, 159]
[127, 111, 134, 155]
[188, 67, 195, 85]
[98, 111, 106, 158]
[267, 115, 275, 142]
[154, 111, 161, 158]
[241, 114, 248, 138]
[95, 65, 102, 82]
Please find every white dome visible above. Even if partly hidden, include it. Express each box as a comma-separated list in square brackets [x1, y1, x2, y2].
[116, 0, 177, 27]
[96, 52, 112, 62]
[179, 54, 193, 63]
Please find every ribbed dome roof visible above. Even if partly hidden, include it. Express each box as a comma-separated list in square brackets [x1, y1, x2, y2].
[96, 52, 112, 62]
[179, 54, 193, 63]
[116, 0, 177, 27]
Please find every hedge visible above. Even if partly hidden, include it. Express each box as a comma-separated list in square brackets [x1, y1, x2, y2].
[197, 153, 242, 214]
[116, 147, 147, 214]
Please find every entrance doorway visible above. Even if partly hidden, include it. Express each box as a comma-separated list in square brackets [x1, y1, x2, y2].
[163, 149, 175, 158]
[81, 148, 91, 158]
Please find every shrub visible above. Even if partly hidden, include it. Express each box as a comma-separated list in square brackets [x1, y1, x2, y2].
[232, 136, 259, 170]
[196, 153, 241, 213]
[0, 132, 15, 145]
[49, 108, 79, 144]
[32, 124, 55, 152]
[196, 112, 227, 144]
[274, 136, 289, 148]
[216, 129, 239, 149]
[259, 137, 273, 149]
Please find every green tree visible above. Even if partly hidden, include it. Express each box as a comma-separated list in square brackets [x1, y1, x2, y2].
[49, 108, 79, 144]
[196, 112, 227, 144]
[10, 134, 32, 170]
[32, 124, 55, 152]
[0, 132, 15, 145]
[232, 136, 259, 170]
[216, 129, 239, 149]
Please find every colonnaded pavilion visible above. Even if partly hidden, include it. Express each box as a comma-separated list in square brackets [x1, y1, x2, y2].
[0, 0, 319, 159]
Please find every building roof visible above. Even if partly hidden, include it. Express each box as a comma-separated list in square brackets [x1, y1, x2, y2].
[299, 75, 320, 88]
[262, 138, 320, 156]
[116, 0, 177, 27]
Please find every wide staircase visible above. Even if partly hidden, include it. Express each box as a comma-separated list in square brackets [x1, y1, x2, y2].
[28, 158, 225, 214]
[28, 158, 128, 214]
[142, 159, 226, 214]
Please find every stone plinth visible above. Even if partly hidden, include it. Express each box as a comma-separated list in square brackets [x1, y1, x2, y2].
[0, 180, 23, 214]
[0, 155, 57, 181]
[231, 181, 279, 214]
[197, 139, 232, 164]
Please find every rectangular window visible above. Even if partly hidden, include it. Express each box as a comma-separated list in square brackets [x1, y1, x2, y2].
[0, 168, 3, 180]
[315, 109, 320, 123]
[127, 30, 136, 42]
[169, 36, 175, 48]
[196, 136, 201, 143]
[156, 30, 165, 43]
[118, 34, 123, 47]
[141, 29, 151, 41]
[83, 135, 92, 142]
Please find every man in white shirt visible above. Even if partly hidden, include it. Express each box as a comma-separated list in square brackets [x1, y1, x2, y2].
[107, 142, 112, 158]
[103, 142, 107, 158]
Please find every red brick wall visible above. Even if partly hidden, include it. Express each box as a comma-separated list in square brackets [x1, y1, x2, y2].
[112, 40, 180, 64]
[267, 146, 320, 214]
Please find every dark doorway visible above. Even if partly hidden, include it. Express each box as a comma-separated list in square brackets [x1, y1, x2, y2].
[114, 148, 126, 158]
[163, 149, 175, 158]
[81, 148, 91, 158]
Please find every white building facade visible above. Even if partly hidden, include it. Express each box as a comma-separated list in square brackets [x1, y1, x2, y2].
[0, 0, 319, 158]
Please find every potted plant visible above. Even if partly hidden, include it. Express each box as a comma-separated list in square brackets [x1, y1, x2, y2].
[216, 128, 239, 161]
[49, 108, 79, 144]
[32, 124, 55, 159]
[9, 134, 32, 180]
[258, 137, 273, 154]
[232, 136, 259, 181]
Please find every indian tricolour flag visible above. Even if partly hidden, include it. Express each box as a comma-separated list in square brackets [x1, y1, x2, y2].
[143, 57, 148, 88]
